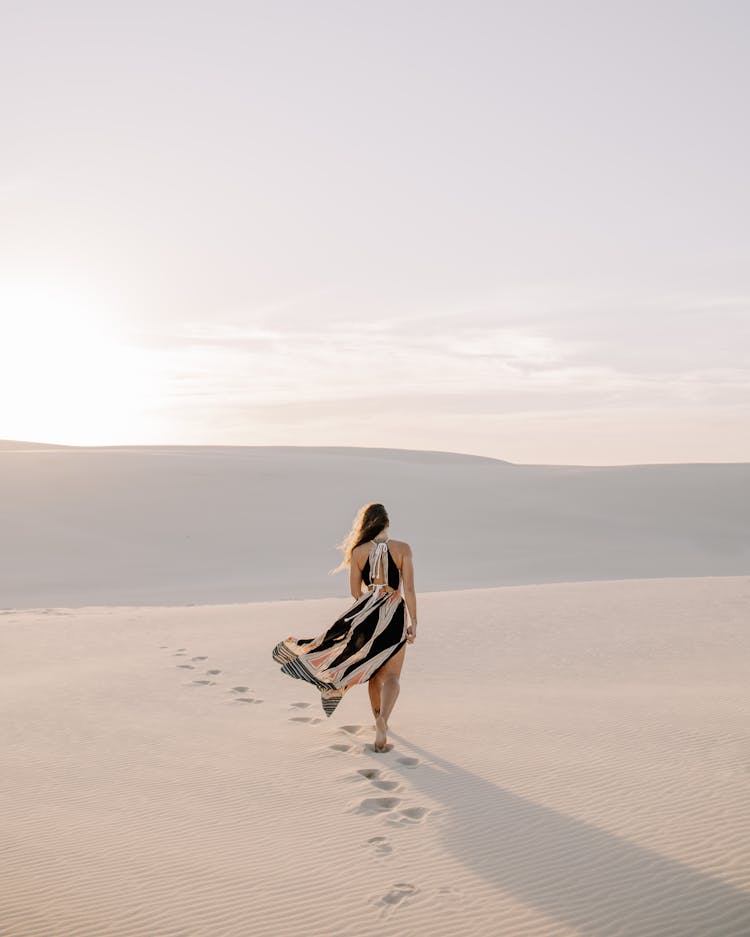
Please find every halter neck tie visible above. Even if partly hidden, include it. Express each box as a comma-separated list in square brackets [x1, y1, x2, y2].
[370, 540, 388, 582]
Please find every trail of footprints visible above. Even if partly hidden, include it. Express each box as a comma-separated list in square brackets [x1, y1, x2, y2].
[351, 762, 430, 826]
[324, 724, 432, 913]
[163, 645, 425, 912]
[163, 647, 264, 703]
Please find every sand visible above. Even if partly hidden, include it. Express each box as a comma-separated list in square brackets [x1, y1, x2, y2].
[3, 575, 750, 936]
[3, 442, 749, 934]
[1, 443, 749, 607]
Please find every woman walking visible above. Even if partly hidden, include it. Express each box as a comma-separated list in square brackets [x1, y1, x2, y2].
[272, 502, 418, 752]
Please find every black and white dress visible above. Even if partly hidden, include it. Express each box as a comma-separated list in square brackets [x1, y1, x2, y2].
[272, 538, 407, 717]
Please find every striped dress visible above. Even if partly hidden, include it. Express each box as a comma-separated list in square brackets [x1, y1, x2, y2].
[272, 538, 407, 717]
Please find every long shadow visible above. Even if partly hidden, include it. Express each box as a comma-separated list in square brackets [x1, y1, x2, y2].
[387, 732, 750, 937]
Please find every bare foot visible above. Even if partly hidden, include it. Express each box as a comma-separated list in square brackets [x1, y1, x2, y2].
[374, 715, 388, 752]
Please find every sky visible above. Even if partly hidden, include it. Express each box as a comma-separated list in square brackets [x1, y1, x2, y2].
[1, 0, 748, 464]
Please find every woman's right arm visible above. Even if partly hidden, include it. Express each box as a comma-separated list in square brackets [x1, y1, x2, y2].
[400, 543, 418, 643]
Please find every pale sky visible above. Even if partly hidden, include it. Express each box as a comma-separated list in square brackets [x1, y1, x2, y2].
[1, 1, 748, 464]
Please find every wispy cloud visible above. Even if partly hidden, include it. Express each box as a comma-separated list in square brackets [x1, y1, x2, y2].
[130, 287, 750, 421]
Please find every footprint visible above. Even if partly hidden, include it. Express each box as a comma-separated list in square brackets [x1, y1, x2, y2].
[230, 686, 250, 693]
[177, 664, 195, 669]
[159, 645, 169, 649]
[356, 797, 401, 815]
[235, 697, 263, 704]
[290, 716, 322, 725]
[174, 652, 186, 657]
[329, 743, 352, 752]
[367, 835, 392, 857]
[191, 656, 208, 661]
[191, 679, 215, 686]
[397, 756, 419, 768]
[355, 769, 400, 791]
[290, 702, 311, 709]
[379, 883, 418, 907]
[341, 725, 366, 736]
[206, 669, 221, 675]
[357, 768, 381, 780]
[176, 648, 186, 652]
[390, 806, 429, 824]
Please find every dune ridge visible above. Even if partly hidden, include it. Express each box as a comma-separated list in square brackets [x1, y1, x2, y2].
[2, 443, 748, 608]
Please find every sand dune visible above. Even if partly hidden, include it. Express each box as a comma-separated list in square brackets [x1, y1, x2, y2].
[1, 443, 748, 608]
[0, 440, 73, 450]
[4, 442, 749, 934]
[2, 576, 749, 936]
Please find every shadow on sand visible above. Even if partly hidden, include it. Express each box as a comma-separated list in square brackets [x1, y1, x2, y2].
[387, 732, 750, 936]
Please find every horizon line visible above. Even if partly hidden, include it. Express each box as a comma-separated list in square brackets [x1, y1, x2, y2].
[1, 439, 748, 470]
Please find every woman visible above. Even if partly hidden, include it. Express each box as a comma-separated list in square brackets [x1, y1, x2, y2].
[272, 502, 418, 752]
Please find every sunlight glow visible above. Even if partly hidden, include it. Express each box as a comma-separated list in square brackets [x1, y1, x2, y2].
[1, 282, 163, 444]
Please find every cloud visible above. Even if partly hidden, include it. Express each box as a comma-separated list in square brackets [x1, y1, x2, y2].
[131, 293, 749, 421]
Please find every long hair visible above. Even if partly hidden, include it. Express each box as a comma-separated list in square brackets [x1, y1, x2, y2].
[329, 502, 389, 575]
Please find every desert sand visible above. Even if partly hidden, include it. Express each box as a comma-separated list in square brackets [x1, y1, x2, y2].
[1, 443, 749, 606]
[3, 580, 750, 935]
[2, 444, 750, 935]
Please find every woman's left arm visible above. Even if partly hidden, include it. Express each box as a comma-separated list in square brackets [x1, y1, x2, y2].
[350, 554, 364, 599]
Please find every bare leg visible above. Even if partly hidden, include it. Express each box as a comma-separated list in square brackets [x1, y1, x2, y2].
[368, 677, 381, 719]
[373, 644, 406, 751]
[379, 674, 401, 723]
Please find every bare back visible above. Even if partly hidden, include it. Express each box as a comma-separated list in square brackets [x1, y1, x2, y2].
[350, 537, 416, 603]
[352, 538, 407, 584]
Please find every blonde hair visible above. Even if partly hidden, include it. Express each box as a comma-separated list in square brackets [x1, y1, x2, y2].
[329, 502, 389, 575]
